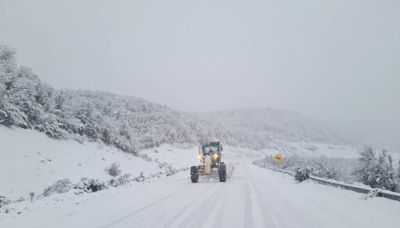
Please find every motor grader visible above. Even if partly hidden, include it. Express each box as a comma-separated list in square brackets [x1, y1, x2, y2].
[190, 142, 226, 183]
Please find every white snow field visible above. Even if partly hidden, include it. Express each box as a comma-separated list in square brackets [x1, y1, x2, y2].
[1, 126, 400, 228]
[1, 161, 400, 228]
[0, 127, 196, 200]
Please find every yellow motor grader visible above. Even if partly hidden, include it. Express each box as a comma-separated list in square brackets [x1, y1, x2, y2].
[190, 142, 226, 183]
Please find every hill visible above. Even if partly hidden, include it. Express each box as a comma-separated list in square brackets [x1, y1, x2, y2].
[1, 45, 351, 152]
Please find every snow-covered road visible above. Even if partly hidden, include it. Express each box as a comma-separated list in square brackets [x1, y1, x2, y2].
[2, 161, 400, 228]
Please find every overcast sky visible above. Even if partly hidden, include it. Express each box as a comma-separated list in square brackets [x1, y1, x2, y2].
[1, 0, 399, 124]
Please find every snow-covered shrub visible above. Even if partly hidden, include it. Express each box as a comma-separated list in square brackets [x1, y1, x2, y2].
[29, 192, 35, 202]
[354, 147, 397, 191]
[396, 161, 400, 175]
[108, 179, 118, 187]
[164, 166, 177, 176]
[74, 178, 107, 193]
[109, 173, 132, 187]
[0, 195, 10, 208]
[134, 172, 145, 182]
[117, 173, 131, 185]
[43, 179, 72, 197]
[364, 189, 380, 200]
[0, 102, 28, 127]
[312, 165, 338, 179]
[295, 167, 311, 182]
[397, 161, 400, 192]
[106, 163, 121, 177]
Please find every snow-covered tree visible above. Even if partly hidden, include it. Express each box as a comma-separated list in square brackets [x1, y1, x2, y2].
[355, 147, 397, 191]
[0, 45, 17, 126]
[397, 161, 400, 191]
[398, 160, 400, 179]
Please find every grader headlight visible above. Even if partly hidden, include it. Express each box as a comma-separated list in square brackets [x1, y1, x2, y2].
[212, 153, 219, 160]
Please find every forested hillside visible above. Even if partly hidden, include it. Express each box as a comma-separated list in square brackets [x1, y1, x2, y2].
[0, 45, 351, 152]
[199, 109, 351, 150]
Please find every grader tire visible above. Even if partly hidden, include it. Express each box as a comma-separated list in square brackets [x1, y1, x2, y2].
[190, 166, 199, 183]
[219, 163, 226, 182]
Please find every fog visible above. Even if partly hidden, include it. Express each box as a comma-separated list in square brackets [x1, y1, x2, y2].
[1, 0, 399, 125]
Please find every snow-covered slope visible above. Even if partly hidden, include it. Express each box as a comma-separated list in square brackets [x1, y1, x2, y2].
[0, 127, 197, 201]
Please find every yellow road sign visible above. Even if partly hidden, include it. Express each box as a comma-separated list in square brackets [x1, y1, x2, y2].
[274, 154, 284, 164]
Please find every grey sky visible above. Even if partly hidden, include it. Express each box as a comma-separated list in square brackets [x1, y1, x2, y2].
[1, 0, 399, 124]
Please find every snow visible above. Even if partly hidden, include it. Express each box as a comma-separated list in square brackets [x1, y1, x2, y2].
[139, 144, 198, 170]
[0, 127, 196, 200]
[2, 38, 400, 228]
[1, 126, 400, 227]
[1, 161, 400, 228]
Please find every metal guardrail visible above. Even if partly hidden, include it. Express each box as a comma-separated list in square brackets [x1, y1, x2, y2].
[254, 162, 400, 202]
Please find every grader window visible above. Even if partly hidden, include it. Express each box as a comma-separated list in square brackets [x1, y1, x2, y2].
[203, 146, 219, 154]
